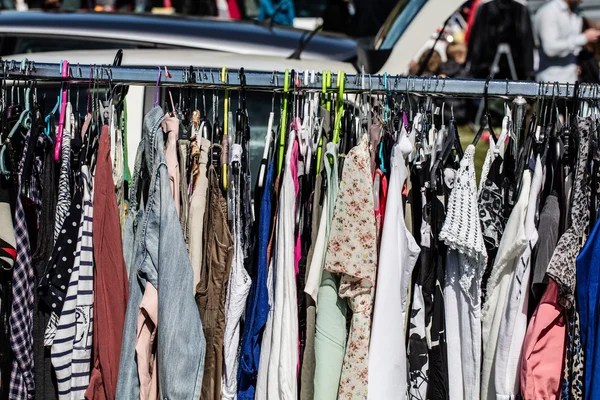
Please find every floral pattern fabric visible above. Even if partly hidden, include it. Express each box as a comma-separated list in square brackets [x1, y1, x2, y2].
[324, 135, 377, 399]
[561, 306, 584, 400]
[547, 118, 593, 309]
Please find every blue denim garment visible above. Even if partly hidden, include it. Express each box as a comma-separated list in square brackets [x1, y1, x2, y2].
[116, 133, 146, 400]
[116, 107, 206, 399]
[237, 160, 275, 400]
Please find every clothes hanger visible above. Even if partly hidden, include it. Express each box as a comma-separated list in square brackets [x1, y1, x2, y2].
[235, 67, 248, 146]
[220, 67, 230, 191]
[112, 49, 129, 115]
[332, 70, 345, 145]
[211, 87, 223, 179]
[257, 90, 276, 189]
[199, 73, 211, 140]
[277, 68, 290, 175]
[431, 119, 462, 192]
[0, 62, 33, 177]
[53, 60, 69, 162]
[472, 76, 498, 147]
[314, 69, 330, 177]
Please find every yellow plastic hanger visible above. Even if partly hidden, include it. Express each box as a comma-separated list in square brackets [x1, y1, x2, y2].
[221, 67, 228, 191]
[315, 70, 331, 175]
[278, 69, 290, 175]
[333, 71, 345, 144]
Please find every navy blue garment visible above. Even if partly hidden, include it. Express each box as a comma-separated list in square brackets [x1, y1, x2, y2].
[237, 161, 275, 400]
[576, 216, 600, 398]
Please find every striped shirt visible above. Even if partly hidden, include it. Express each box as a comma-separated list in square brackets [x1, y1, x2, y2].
[51, 166, 94, 399]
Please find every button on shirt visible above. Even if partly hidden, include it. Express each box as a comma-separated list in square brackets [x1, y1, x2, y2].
[534, 0, 586, 83]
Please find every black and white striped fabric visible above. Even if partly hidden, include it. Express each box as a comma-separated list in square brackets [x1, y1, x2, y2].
[54, 105, 73, 243]
[51, 166, 94, 399]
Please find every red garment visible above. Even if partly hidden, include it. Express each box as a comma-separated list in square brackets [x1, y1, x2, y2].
[85, 126, 129, 400]
[464, 0, 483, 44]
[227, 0, 241, 19]
[520, 278, 566, 400]
[373, 168, 388, 239]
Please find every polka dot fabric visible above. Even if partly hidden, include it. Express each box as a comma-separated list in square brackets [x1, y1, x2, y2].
[38, 184, 83, 315]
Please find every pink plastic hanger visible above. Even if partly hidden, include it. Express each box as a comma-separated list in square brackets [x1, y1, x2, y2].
[54, 60, 69, 161]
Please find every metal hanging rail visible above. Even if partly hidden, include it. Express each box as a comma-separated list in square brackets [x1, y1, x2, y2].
[2, 59, 600, 100]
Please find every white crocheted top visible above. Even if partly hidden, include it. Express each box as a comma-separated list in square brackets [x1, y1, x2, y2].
[439, 144, 488, 294]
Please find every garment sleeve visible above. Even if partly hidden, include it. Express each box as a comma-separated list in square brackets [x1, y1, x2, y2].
[537, 10, 587, 58]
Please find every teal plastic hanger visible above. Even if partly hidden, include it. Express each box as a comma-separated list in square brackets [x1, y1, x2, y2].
[0, 83, 33, 177]
[44, 94, 61, 138]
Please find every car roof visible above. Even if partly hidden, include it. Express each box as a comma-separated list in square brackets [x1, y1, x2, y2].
[9, 48, 358, 73]
[0, 11, 357, 61]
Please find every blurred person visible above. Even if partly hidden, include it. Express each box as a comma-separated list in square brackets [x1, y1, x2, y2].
[464, 0, 482, 44]
[467, 0, 535, 80]
[322, 0, 399, 37]
[322, 0, 353, 34]
[409, 49, 443, 76]
[348, 0, 400, 37]
[535, 0, 600, 83]
[578, 17, 600, 83]
[258, 0, 295, 26]
[439, 41, 468, 76]
[439, 40, 472, 124]
[175, 0, 219, 16]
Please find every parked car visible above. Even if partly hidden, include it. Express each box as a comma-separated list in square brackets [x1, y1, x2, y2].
[0, 0, 465, 74]
[0, 11, 356, 61]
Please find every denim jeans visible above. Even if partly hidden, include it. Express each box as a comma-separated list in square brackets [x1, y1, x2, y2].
[117, 107, 206, 399]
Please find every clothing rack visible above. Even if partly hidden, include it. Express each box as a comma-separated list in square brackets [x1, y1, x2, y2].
[2, 59, 600, 100]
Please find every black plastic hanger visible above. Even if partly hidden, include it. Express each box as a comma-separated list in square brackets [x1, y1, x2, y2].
[112, 49, 129, 115]
[472, 76, 498, 147]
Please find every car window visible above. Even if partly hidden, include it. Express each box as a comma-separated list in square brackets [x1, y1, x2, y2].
[294, 0, 327, 18]
[375, 0, 428, 50]
[0, 35, 154, 56]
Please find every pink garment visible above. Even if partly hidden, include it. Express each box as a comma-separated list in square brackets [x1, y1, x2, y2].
[290, 138, 302, 373]
[162, 115, 181, 217]
[227, 0, 241, 18]
[373, 168, 388, 246]
[520, 278, 566, 400]
[136, 282, 159, 400]
[292, 139, 301, 275]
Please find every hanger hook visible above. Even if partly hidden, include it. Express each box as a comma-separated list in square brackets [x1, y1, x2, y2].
[484, 75, 492, 115]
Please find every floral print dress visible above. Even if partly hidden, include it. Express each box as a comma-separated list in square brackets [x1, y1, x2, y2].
[324, 135, 378, 399]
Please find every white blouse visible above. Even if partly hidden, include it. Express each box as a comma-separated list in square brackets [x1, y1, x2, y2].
[368, 133, 420, 400]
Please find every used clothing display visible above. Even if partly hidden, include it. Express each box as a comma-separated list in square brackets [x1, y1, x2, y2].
[3, 63, 600, 400]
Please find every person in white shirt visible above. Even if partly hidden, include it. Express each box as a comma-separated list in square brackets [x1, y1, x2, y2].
[535, 0, 600, 83]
